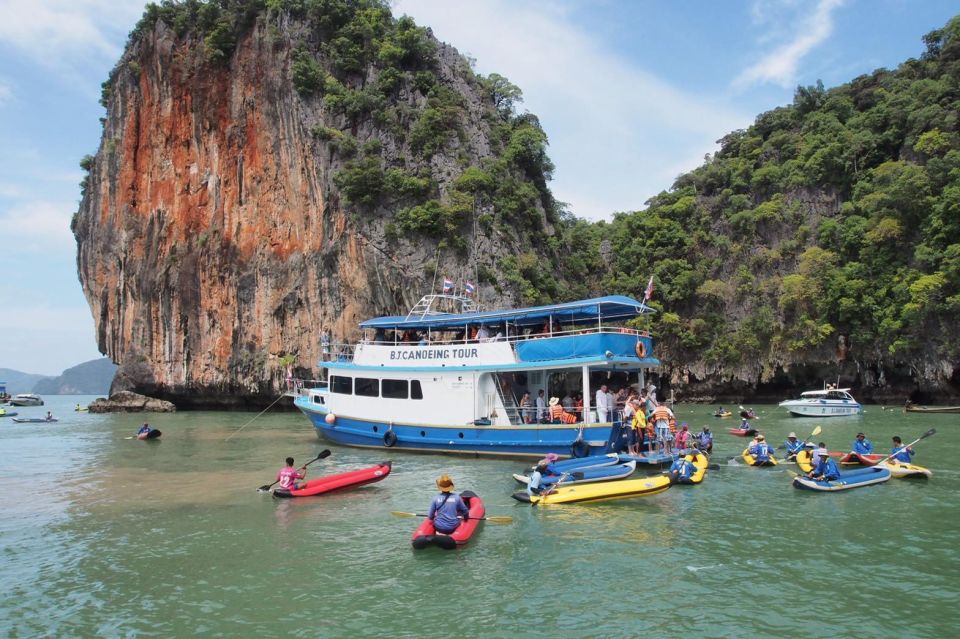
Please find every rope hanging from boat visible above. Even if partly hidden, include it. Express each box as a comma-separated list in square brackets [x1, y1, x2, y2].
[224, 392, 289, 442]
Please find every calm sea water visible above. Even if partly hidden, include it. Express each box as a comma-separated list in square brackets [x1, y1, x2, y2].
[1, 396, 958, 638]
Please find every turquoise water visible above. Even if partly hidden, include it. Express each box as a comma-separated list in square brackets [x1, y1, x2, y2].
[1, 397, 958, 638]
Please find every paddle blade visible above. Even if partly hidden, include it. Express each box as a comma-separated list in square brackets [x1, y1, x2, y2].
[811, 425, 822, 437]
[318, 449, 332, 459]
[390, 511, 421, 518]
[257, 485, 272, 492]
[484, 516, 513, 524]
[921, 428, 936, 439]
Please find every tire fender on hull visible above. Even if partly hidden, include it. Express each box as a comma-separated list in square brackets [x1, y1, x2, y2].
[383, 430, 397, 447]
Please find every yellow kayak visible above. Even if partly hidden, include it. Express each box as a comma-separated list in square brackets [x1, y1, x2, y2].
[512, 474, 672, 505]
[876, 460, 932, 479]
[742, 447, 778, 467]
[795, 450, 814, 473]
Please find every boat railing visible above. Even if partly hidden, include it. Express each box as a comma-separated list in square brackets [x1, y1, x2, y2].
[355, 325, 651, 348]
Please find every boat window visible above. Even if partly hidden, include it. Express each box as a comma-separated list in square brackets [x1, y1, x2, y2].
[411, 380, 423, 400]
[330, 376, 352, 394]
[355, 377, 379, 397]
[382, 379, 408, 399]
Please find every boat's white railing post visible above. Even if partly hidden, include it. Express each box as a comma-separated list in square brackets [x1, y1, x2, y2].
[581, 364, 592, 425]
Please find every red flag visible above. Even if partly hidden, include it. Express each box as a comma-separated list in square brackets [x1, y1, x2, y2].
[644, 276, 654, 301]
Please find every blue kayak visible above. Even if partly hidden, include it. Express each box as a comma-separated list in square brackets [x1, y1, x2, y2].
[535, 453, 621, 475]
[793, 466, 891, 492]
[514, 461, 637, 487]
[618, 452, 676, 466]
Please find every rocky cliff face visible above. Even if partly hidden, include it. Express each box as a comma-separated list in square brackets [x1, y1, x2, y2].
[74, 5, 559, 408]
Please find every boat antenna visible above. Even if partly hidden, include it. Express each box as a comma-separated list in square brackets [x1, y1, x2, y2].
[430, 245, 441, 296]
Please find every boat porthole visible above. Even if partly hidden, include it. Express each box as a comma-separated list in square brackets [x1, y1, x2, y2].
[420, 431, 426, 437]
[373, 425, 379, 433]
[383, 431, 397, 447]
[458, 432, 464, 439]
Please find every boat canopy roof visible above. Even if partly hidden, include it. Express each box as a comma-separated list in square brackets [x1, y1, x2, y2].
[800, 388, 853, 397]
[359, 295, 653, 331]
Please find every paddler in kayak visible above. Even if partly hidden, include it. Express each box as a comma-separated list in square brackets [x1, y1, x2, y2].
[852, 432, 874, 455]
[666, 454, 696, 483]
[526, 460, 551, 496]
[783, 432, 804, 457]
[890, 436, 916, 462]
[276, 457, 307, 491]
[808, 447, 840, 481]
[748, 434, 775, 464]
[427, 474, 469, 534]
[695, 426, 713, 453]
[137, 423, 154, 438]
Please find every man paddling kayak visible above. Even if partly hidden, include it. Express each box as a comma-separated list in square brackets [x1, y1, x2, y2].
[890, 436, 916, 462]
[427, 474, 469, 534]
[808, 448, 840, 481]
[276, 457, 307, 491]
[784, 432, 803, 457]
[748, 435, 775, 464]
[666, 455, 695, 483]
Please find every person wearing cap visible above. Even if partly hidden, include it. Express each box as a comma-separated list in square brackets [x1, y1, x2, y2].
[748, 434, 775, 463]
[696, 426, 713, 453]
[674, 423, 691, 450]
[427, 474, 469, 534]
[784, 432, 804, 457]
[666, 453, 695, 483]
[808, 448, 840, 481]
[890, 436, 915, 463]
[527, 460, 553, 496]
[852, 432, 874, 455]
[739, 417, 752, 431]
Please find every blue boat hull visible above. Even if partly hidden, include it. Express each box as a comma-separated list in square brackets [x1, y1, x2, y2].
[298, 400, 613, 459]
[793, 466, 891, 492]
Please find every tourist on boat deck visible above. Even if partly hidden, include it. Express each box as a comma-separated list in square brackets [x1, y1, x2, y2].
[629, 401, 647, 455]
[852, 432, 874, 455]
[574, 393, 584, 420]
[561, 393, 574, 411]
[428, 474, 469, 534]
[749, 435, 774, 463]
[651, 401, 675, 454]
[607, 386, 617, 421]
[536, 390, 548, 422]
[696, 426, 713, 453]
[890, 436, 915, 462]
[476, 324, 490, 342]
[548, 397, 577, 424]
[674, 423, 691, 450]
[519, 392, 534, 424]
[784, 432, 804, 456]
[667, 454, 695, 482]
[808, 449, 840, 481]
[276, 457, 307, 491]
[595, 384, 610, 422]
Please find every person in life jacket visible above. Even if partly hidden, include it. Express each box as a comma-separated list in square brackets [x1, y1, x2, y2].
[852, 432, 874, 455]
[548, 397, 577, 424]
[784, 432, 804, 457]
[808, 449, 840, 481]
[650, 402, 674, 455]
[666, 454, 695, 483]
[748, 435, 774, 463]
[890, 436, 915, 463]
[696, 426, 713, 453]
[673, 423, 691, 450]
[628, 398, 646, 455]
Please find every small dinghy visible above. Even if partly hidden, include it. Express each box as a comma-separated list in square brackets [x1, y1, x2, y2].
[512, 474, 672, 505]
[728, 427, 757, 437]
[11, 417, 58, 423]
[742, 447, 778, 467]
[792, 466, 892, 492]
[411, 490, 485, 550]
[137, 429, 162, 440]
[513, 460, 636, 487]
[273, 461, 391, 498]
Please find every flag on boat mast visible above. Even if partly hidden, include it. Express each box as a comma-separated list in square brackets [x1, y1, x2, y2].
[644, 275, 654, 301]
[464, 281, 475, 297]
[442, 277, 454, 294]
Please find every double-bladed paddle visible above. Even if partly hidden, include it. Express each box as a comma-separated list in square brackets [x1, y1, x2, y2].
[257, 449, 331, 492]
[872, 429, 936, 468]
[390, 511, 513, 524]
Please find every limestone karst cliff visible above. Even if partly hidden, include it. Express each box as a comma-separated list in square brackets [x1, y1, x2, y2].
[74, 1, 562, 407]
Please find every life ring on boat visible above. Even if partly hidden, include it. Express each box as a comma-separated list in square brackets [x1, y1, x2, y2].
[383, 430, 397, 447]
[635, 340, 647, 358]
[570, 439, 590, 458]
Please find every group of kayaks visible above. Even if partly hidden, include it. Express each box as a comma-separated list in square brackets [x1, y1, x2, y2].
[511, 450, 710, 505]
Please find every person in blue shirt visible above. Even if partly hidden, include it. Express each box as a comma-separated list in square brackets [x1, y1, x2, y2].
[427, 474, 470, 534]
[808, 450, 841, 481]
[749, 435, 774, 463]
[696, 426, 713, 453]
[783, 432, 804, 457]
[137, 423, 153, 436]
[852, 432, 874, 455]
[667, 455, 695, 483]
[890, 436, 915, 463]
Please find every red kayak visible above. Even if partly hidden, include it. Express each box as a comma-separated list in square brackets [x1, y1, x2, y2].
[839, 452, 883, 466]
[273, 461, 392, 498]
[412, 490, 485, 550]
[728, 428, 757, 437]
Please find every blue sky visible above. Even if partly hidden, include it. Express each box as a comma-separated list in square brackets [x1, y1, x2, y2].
[0, 0, 956, 375]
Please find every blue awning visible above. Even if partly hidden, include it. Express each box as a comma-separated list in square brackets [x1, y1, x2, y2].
[359, 295, 653, 331]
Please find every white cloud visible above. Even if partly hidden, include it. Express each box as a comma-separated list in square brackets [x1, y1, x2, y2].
[0, 199, 76, 251]
[394, 0, 749, 219]
[0, 0, 142, 69]
[736, 0, 846, 88]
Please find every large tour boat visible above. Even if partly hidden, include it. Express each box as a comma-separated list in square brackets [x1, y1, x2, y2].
[778, 387, 863, 417]
[294, 294, 660, 459]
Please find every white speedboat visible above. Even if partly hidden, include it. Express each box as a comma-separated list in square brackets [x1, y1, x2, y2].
[9, 393, 44, 406]
[779, 388, 862, 417]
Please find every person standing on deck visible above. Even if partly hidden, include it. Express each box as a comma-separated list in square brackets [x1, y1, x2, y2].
[427, 475, 469, 534]
[595, 384, 610, 422]
[535, 390, 547, 423]
[650, 401, 674, 455]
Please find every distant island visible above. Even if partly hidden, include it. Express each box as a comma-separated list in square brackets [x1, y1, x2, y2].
[1, 358, 117, 395]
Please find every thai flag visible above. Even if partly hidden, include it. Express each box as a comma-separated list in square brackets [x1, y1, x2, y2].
[442, 277, 454, 294]
[644, 276, 654, 301]
[464, 281, 475, 297]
